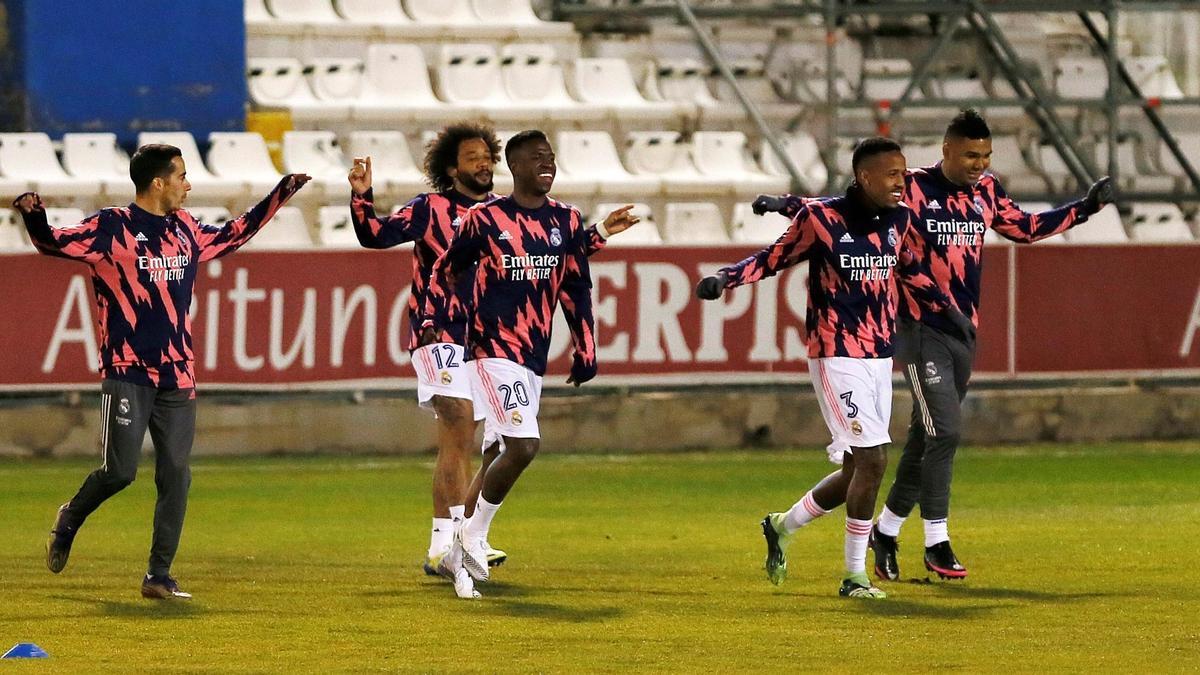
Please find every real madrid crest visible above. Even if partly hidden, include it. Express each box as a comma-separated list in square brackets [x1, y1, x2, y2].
[511, 411, 523, 425]
[549, 227, 562, 246]
[440, 371, 452, 385]
[887, 227, 898, 247]
[850, 420, 863, 436]
[972, 195, 986, 215]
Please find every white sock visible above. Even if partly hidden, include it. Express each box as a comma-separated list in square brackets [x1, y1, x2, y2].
[876, 505, 906, 538]
[464, 495, 501, 543]
[782, 490, 829, 532]
[924, 518, 949, 547]
[429, 517, 453, 557]
[449, 504, 465, 525]
[845, 517, 873, 574]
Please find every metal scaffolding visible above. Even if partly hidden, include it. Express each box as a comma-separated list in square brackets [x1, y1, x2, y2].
[554, 0, 1200, 205]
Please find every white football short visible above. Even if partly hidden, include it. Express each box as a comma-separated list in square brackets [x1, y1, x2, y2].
[412, 343, 485, 422]
[469, 357, 543, 440]
[809, 356, 893, 464]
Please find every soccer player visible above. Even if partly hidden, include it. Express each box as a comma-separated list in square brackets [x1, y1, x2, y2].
[696, 138, 958, 599]
[422, 130, 599, 598]
[754, 111, 1113, 581]
[13, 144, 311, 600]
[348, 123, 636, 583]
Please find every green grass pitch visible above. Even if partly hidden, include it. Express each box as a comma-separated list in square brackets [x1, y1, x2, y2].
[1, 442, 1197, 672]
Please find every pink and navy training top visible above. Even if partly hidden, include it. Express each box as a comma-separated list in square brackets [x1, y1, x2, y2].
[352, 188, 609, 352]
[721, 186, 951, 359]
[777, 166, 1090, 336]
[897, 164, 1088, 334]
[424, 196, 596, 376]
[21, 176, 304, 389]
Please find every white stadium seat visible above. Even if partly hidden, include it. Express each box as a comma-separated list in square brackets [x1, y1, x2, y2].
[317, 205, 361, 248]
[1122, 56, 1184, 99]
[404, 0, 476, 25]
[336, 0, 414, 26]
[860, 58, 920, 101]
[625, 131, 734, 195]
[0, 133, 100, 199]
[567, 58, 677, 123]
[283, 130, 349, 196]
[247, 57, 349, 122]
[760, 132, 828, 193]
[242, 206, 314, 250]
[1128, 202, 1193, 242]
[500, 44, 604, 122]
[45, 208, 86, 229]
[265, 0, 343, 27]
[471, 0, 574, 37]
[306, 58, 364, 104]
[663, 202, 730, 244]
[591, 202, 663, 246]
[61, 133, 134, 203]
[354, 44, 445, 124]
[0, 207, 34, 253]
[731, 203, 791, 244]
[691, 131, 789, 194]
[206, 132, 284, 196]
[137, 132, 245, 201]
[436, 44, 514, 116]
[556, 131, 661, 199]
[644, 58, 743, 122]
[1064, 204, 1128, 243]
[346, 131, 427, 197]
[1054, 57, 1107, 100]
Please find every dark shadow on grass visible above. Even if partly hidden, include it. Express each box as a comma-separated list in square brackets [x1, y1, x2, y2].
[96, 599, 204, 618]
[921, 581, 1128, 603]
[849, 598, 1008, 619]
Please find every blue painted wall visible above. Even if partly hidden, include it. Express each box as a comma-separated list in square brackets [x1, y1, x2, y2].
[3, 0, 245, 146]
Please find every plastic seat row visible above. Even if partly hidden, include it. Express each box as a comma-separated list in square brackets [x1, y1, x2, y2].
[246, 0, 574, 39]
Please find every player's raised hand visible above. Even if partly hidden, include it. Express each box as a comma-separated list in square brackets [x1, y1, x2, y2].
[751, 194, 788, 216]
[418, 325, 438, 347]
[283, 174, 313, 192]
[601, 204, 639, 236]
[566, 353, 596, 387]
[348, 156, 372, 194]
[11, 192, 44, 215]
[695, 271, 728, 300]
[1083, 175, 1113, 214]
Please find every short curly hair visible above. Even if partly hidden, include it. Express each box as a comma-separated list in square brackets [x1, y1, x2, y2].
[422, 121, 501, 192]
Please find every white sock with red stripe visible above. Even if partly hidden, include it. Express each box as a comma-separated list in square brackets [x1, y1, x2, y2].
[782, 490, 829, 532]
[876, 505, 906, 538]
[924, 518, 949, 547]
[464, 495, 502, 544]
[845, 517, 873, 574]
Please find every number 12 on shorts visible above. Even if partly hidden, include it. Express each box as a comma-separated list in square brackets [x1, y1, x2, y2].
[430, 345, 458, 370]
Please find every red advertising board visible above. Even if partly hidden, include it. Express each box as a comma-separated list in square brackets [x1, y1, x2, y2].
[1, 244, 1197, 389]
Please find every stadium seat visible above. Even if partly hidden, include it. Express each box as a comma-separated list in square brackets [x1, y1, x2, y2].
[625, 131, 730, 195]
[336, 0, 415, 27]
[1122, 56, 1184, 99]
[206, 132, 284, 196]
[0, 207, 34, 253]
[791, 58, 856, 104]
[245, 0, 273, 26]
[500, 44, 605, 122]
[137, 132, 245, 201]
[987, 134, 1050, 196]
[247, 57, 349, 122]
[1128, 202, 1193, 242]
[264, 0, 345, 28]
[691, 132, 789, 195]
[316, 205, 361, 248]
[591, 202, 663, 246]
[0, 133, 100, 200]
[860, 58, 920, 102]
[405, 0, 474, 23]
[435, 44, 520, 118]
[0, 171, 29, 199]
[928, 72, 989, 99]
[644, 58, 743, 123]
[1095, 132, 1179, 193]
[306, 58, 364, 104]
[242, 206, 315, 250]
[282, 131, 349, 196]
[186, 206, 233, 226]
[353, 44, 445, 124]
[730, 203, 791, 244]
[713, 59, 802, 124]
[1064, 204, 1128, 243]
[663, 202, 730, 244]
[345, 131, 427, 197]
[61, 133, 134, 203]
[45, 207, 86, 229]
[1156, 131, 1200, 181]
[759, 132, 829, 193]
[471, 0, 574, 37]
[556, 131, 661, 199]
[1053, 57, 1107, 100]
[566, 58, 677, 124]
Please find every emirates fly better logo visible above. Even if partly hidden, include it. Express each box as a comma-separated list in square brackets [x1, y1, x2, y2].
[502, 253, 560, 281]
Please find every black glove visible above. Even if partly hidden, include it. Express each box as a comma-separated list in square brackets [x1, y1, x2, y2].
[944, 307, 976, 343]
[567, 353, 596, 387]
[695, 271, 727, 300]
[1082, 176, 1113, 214]
[11, 192, 43, 215]
[751, 194, 788, 216]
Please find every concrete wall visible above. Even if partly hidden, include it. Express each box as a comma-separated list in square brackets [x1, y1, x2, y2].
[2, 383, 1198, 458]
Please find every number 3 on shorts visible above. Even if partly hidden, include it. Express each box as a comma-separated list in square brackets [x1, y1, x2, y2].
[839, 391, 859, 419]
